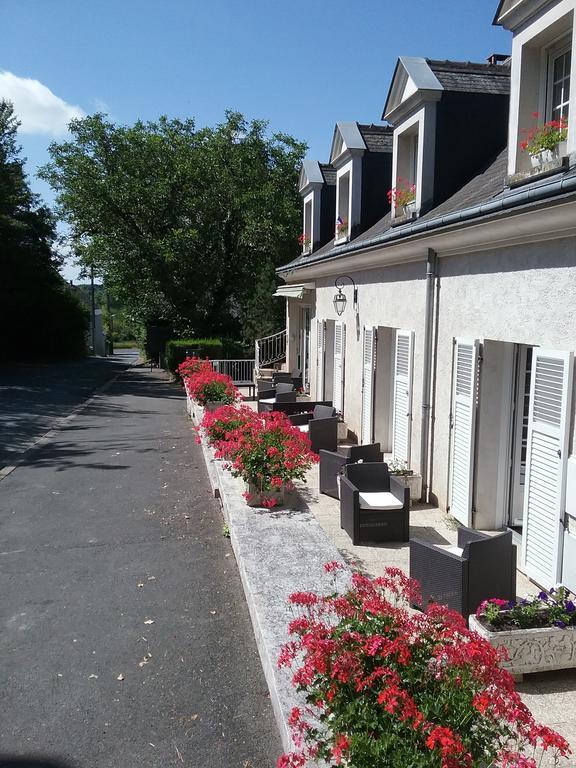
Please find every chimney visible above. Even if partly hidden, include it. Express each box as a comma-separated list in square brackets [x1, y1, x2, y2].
[487, 53, 509, 66]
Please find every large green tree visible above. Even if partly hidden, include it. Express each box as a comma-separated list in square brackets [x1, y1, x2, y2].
[39, 111, 306, 342]
[0, 101, 88, 360]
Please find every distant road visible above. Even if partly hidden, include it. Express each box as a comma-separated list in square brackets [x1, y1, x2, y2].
[0, 351, 138, 469]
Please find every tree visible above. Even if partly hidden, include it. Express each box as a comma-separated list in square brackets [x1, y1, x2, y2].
[0, 100, 88, 360]
[39, 111, 306, 342]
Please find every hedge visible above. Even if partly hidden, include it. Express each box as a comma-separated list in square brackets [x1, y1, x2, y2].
[165, 338, 252, 373]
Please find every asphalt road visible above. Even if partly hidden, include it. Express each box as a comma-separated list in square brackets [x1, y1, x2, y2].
[0, 360, 281, 768]
[0, 352, 138, 468]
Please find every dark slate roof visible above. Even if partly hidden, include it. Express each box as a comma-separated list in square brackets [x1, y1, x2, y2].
[358, 124, 394, 153]
[279, 151, 576, 274]
[427, 59, 511, 95]
[320, 164, 337, 185]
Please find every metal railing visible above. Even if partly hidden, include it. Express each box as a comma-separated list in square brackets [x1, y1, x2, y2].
[255, 329, 287, 373]
[211, 359, 255, 384]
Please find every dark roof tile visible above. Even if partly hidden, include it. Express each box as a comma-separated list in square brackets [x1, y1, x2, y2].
[427, 59, 511, 95]
[319, 164, 337, 185]
[357, 124, 393, 153]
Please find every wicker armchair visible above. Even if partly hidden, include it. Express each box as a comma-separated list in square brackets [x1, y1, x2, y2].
[340, 462, 409, 544]
[257, 383, 296, 413]
[410, 528, 517, 617]
[319, 443, 384, 499]
[273, 369, 303, 390]
[289, 405, 338, 453]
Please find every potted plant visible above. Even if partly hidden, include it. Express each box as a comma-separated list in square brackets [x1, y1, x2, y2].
[335, 217, 348, 238]
[298, 233, 311, 252]
[470, 586, 576, 679]
[201, 407, 318, 508]
[278, 565, 571, 768]
[388, 178, 417, 217]
[388, 457, 422, 501]
[520, 112, 568, 169]
[187, 368, 239, 411]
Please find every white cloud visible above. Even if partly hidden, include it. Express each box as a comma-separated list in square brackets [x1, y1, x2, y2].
[0, 71, 85, 136]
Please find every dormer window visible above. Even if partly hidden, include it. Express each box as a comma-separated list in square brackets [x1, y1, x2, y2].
[301, 199, 312, 254]
[391, 126, 419, 219]
[498, 1, 574, 180]
[335, 171, 350, 241]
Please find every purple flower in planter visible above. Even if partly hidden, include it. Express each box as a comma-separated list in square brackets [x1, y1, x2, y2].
[566, 600, 575, 613]
[554, 620, 567, 628]
[538, 591, 549, 601]
[507, 600, 517, 609]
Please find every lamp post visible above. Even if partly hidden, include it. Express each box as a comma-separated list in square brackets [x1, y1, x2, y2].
[333, 275, 358, 316]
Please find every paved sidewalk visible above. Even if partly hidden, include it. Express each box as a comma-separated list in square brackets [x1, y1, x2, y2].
[0, 367, 280, 768]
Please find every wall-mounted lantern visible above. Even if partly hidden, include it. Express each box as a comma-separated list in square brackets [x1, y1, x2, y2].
[333, 275, 358, 316]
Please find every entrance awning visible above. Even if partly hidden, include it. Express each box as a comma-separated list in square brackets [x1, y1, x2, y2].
[273, 284, 314, 299]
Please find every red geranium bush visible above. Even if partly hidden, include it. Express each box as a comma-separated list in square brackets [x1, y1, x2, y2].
[201, 406, 318, 506]
[278, 565, 571, 768]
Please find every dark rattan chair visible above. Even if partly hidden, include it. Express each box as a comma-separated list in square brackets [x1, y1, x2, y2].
[258, 383, 296, 413]
[410, 528, 517, 617]
[319, 443, 384, 499]
[273, 369, 303, 390]
[289, 405, 338, 453]
[340, 462, 409, 544]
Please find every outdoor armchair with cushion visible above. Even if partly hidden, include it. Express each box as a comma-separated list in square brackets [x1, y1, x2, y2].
[273, 369, 303, 390]
[258, 382, 295, 412]
[288, 405, 338, 453]
[319, 443, 384, 499]
[409, 527, 517, 617]
[340, 462, 409, 545]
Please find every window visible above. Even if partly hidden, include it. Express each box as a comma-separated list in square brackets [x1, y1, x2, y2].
[335, 171, 350, 240]
[548, 44, 571, 122]
[302, 199, 312, 253]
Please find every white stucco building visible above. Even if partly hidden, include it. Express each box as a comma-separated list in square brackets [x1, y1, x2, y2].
[275, 0, 576, 592]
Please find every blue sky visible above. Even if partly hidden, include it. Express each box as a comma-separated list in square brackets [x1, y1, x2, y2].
[2, 0, 510, 280]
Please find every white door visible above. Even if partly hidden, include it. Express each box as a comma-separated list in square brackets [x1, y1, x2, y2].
[333, 322, 346, 415]
[392, 329, 414, 466]
[448, 338, 480, 526]
[316, 319, 325, 400]
[361, 327, 377, 444]
[522, 349, 573, 588]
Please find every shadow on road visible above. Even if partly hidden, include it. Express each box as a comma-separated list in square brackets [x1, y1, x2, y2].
[0, 758, 76, 768]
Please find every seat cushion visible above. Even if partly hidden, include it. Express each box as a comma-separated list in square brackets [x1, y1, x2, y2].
[296, 425, 309, 433]
[259, 398, 275, 404]
[358, 491, 404, 510]
[444, 546, 464, 557]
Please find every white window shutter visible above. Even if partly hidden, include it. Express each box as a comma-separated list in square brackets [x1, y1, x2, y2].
[316, 320, 325, 400]
[361, 327, 377, 444]
[392, 329, 414, 466]
[522, 349, 573, 588]
[333, 322, 346, 415]
[448, 338, 480, 526]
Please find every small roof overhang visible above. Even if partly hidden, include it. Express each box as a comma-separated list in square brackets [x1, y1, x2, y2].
[273, 284, 314, 299]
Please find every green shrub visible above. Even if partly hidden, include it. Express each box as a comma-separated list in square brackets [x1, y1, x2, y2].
[165, 338, 224, 373]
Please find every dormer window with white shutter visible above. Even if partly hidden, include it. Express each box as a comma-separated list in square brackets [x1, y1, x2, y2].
[329, 123, 368, 244]
[298, 160, 336, 254]
[494, 0, 575, 181]
[301, 197, 312, 254]
[335, 170, 350, 242]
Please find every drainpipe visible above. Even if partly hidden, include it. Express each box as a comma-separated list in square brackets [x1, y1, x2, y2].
[420, 248, 438, 502]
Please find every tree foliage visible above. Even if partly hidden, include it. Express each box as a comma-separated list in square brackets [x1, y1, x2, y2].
[39, 111, 306, 342]
[0, 100, 88, 360]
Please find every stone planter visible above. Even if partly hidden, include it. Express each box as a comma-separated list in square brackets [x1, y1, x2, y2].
[337, 421, 348, 441]
[402, 200, 417, 216]
[469, 614, 576, 679]
[391, 472, 422, 502]
[244, 481, 287, 508]
[204, 400, 230, 413]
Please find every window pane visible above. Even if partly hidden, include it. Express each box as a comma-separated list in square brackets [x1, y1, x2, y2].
[554, 54, 564, 81]
[553, 82, 563, 109]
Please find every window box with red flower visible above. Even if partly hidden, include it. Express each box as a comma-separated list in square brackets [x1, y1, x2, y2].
[298, 233, 311, 254]
[388, 178, 417, 222]
[520, 113, 568, 171]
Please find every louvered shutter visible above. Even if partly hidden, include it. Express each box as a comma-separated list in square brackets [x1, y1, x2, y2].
[333, 322, 346, 415]
[392, 330, 414, 466]
[448, 338, 480, 526]
[316, 320, 325, 400]
[522, 349, 573, 587]
[361, 327, 377, 444]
